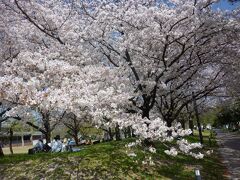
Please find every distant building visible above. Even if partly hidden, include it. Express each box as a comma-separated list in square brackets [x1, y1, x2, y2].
[0, 131, 43, 147]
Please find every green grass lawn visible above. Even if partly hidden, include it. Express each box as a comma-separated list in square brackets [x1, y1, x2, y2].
[193, 129, 211, 136]
[3, 145, 33, 155]
[0, 134, 225, 180]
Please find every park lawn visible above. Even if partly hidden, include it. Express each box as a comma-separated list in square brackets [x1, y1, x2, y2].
[193, 129, 211, 137]
[2, 145, 33, 155]
[0, 135, 225, 180]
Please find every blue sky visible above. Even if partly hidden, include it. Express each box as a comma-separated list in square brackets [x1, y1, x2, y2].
[212, 0, 240, 11]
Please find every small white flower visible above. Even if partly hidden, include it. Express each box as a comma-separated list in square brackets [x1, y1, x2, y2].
[127, 142, 136, 148]
[128, 152, 137, 157]
[149, 146, 156, 153]
[206, 150, 213, 155]
[149, 160, 155, 166]
[142, 161, 147, 165]
[164, 148, 178, 157]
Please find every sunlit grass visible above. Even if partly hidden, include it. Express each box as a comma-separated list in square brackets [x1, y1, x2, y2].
[0, 136, 225, 179]
[2, 145, 33, 155]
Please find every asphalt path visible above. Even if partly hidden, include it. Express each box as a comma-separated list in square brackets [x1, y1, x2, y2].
[215, 129, 240, 179]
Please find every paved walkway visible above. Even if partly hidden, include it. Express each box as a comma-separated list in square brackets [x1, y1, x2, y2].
[215, 129, 240, 179]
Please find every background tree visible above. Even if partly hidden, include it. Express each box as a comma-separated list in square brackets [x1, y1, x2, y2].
[215, 101, 240, 130]
[62, 110, 92, 146]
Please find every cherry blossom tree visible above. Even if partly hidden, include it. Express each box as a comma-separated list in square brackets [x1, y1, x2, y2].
[78, 0, 237, 128]
[0, 55, 88, 143]
[0, 0, 239, 158]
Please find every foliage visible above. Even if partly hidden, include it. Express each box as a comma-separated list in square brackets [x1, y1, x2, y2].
[215, 101, 240, 129]
[199, 108, 219, 126]
[79, 124, 103, 140]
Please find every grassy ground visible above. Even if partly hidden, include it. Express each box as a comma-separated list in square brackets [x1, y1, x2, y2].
[0, 133, 225, 180]
[3, 145, 32, 155]
[193, 129, 211, 136]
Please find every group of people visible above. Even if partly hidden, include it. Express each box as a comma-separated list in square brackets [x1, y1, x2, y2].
[29, 135, 74, 154]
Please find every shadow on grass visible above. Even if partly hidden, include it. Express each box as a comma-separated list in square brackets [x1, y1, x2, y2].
[0, 137, 225, 179]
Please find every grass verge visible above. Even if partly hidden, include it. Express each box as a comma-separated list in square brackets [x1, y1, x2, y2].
[0, 133, 225, 179]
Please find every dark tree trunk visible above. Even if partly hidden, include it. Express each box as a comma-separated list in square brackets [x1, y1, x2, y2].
[142, 109, 150, 119]
[124, 128, 128, 139]
[186, 104, 194, 135]
[0, 140, 4, 157]
[44, 131, 51, 144]
[9, 128, 13, 155]
[195, 114, 203, 144]
[115, 123, 121, 141]
[43, 113, 52, 144]
[165, 118, 173, 136]
[0, 146, 3, 157]
[73, 132, 79, 146]
[193, 93, 203, 144]
[180, 119, 185, 129]
[124, 127, 132, 138]
[189, 118, 194, 135]
[0, 122, 2, 157]
[162, 114, 174, 128]
[131, 129, 136, 137]
[108, 128, 113, 141]
[167, 120, 172, 128]
[127, 126, 132, 138]
[235, 122, 239, 130]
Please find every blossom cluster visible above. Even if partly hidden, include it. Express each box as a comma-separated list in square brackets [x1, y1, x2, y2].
[0, 0, 235, 160]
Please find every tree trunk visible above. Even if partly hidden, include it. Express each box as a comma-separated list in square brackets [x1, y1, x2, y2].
[9, 128, 13, 155]
[234, 122, 239, 130]
[0, 122, 2, 157]
[142, 109, 150, 119]
[123, 127, 132, 139]
[189, 118, 194, 135]
[195, 115, 203, 144]
[180, 119, 185, 129]
[167, 120, 172, 127]
[115, 123, 121, 141]
[21, 132, 24, 147]
[0, 146, 4, 157]
[108, 128, 113, 141]
[186, 104, 194, 135]
[0, 141, 4, 157]
[127, 127, 132, 138]
[73, 133, 79, 146]
[165, 119, 173, 136]
[123, 128, 128, 139]
[43, 112, 52, 144]
[193, 93, 203, 144]
[45, 131, 51, 144]
[131, 128, 136, 137]
[43, 115, 51, 144]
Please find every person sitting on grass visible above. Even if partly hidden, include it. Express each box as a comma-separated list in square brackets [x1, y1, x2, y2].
[51, 135, 63, 153]
[43, 142, 51, 152]
[28, 139, 44, 154]
[34, 139, 44, 152]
